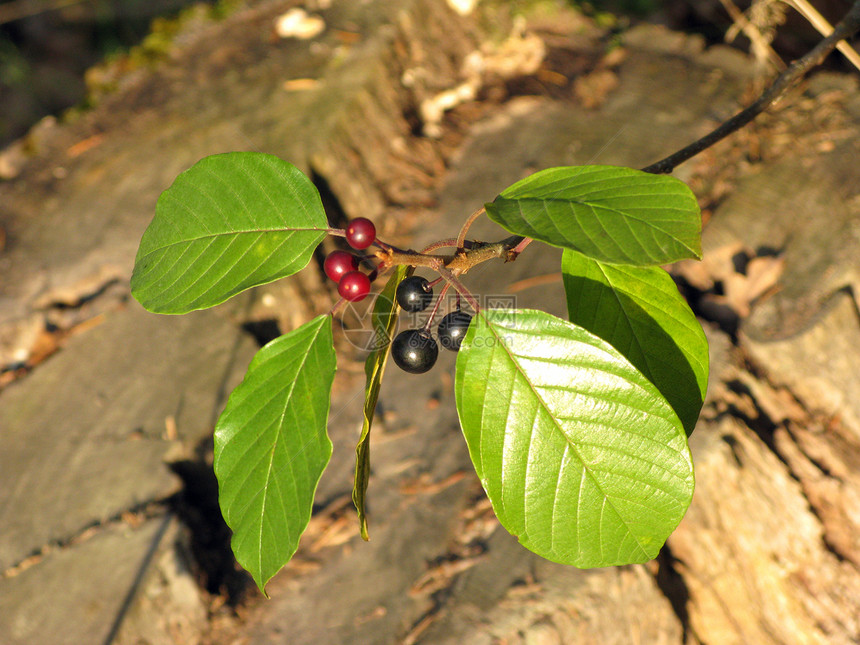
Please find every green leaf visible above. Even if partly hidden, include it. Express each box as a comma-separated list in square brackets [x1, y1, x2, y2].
[214, 315, 336, 595]
[485, 165, 701, 265]
[353, 266, 412, 541]
[131, 152, 328, 314]
[455, 309, 694, 567]
[561, 250, 708, 436]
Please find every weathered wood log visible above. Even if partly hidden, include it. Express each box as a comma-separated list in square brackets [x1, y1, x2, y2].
[0, 1, 857, 644]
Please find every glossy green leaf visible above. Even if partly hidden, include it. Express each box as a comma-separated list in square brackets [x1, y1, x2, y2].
[455, 309, 694, 567]
[561, 250, 708, 436]
[214, 315, 336, 595]
[131, 152, 328, 314]
[485, 165, 701, 265]
[353, 266, 412, 540]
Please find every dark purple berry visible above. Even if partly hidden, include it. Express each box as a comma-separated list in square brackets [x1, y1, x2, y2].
[338, 271, 371, 302]
[396, 276, 433, 312]
[438, 311, 472, 351]
[324, 250, 359, 283]
[345, 218, 376, 250]
[391, 329, 438, 374]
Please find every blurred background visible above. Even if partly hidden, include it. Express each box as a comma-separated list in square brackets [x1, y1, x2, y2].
[1, 1, 858, 642]
[0, 0, 853, 149]
[0, 0, 221, 146]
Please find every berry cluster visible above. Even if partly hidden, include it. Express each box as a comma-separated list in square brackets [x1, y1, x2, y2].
[391, 276, 472, 374]
[323, 218, 377, 302]
[324, 219, 474, 375]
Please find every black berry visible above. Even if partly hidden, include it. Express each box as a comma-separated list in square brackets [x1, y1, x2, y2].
[391, 329, 438, 374]
[396, 276, 433, 312]
[338, 271, 371, 302]
[324, 250, 359, 283]
[345, 218, 376, 250]
[437, 311, 472, 351]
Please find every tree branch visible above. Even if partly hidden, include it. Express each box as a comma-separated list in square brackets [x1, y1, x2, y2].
[376, 235, 523, 277]
[378, 2, 860, 279]
[0, 0, 86, 25]
[782, 0, 860, 71]
[642, 0, 860, 174]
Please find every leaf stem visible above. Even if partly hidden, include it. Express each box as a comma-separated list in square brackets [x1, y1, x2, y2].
[509, 237, 533, 259]
[421, 238, 473, 253]
[456, 207, 486, 249]
[328, 297, 347, 317]
[370, 238, 395, 253]
[421, 283, 451, 334]
[357, 256, 379, 272]
[438, 266, 481, 312]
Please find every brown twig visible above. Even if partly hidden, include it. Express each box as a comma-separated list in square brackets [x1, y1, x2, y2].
[782, 0, 860, 70]
[0, 0, 86, 24]
[367, 2, 860, 284]
[374, 237, 526, 312]
[642, 0, 860, 174]
[718, 0, 785, 69]
[376, 235, 524, 277]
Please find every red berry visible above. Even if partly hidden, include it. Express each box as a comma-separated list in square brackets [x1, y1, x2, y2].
[345, 218, 376, 250]
[338, 271, 371, 302]
[324, 250, 359, 283]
